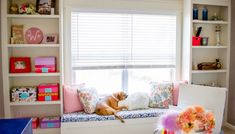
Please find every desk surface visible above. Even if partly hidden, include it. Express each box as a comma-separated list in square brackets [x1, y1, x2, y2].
[0, 118, 32, 134]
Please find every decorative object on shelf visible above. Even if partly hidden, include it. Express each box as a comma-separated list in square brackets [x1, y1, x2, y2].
[43, 34, 58, 44]
[10, 57, 31, 73]
[10, 86, 37, 102]
[11, 25, 24, 44]
[197, 59, 222, 70]
[9, 3, 19, 14]
[192, 27, 202, 46]
[211, 13, 220, 21]
[35, 57, 56, 73]
[159, 105, 215, 134]
[193, 5, 198, 20]
[202, 6, 208, 20]
[215, 25, 221, 46]
[25, 27, 44, 44]
[19, 3, 36, 14]
[40, 116, 60, 128]
[32, 117, 39, 129]
[36, 0, 51, 15]
[37, 83, 59, 101]
[201, 37, 209, 46]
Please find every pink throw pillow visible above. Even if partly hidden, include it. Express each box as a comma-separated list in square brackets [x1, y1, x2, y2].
[173, 81, 188, 106]
[63, 85, 83, 113]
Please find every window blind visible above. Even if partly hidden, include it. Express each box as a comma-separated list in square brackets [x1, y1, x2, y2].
[71, 12, 176, 70]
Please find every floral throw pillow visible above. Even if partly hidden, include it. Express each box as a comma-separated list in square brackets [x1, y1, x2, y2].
[77, 87, 99, 114]
[149, 82, 173, 108]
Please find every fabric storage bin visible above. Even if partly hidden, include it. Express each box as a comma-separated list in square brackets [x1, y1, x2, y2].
[40, 117, 60, 128]
[35, 57, 56, 73]
[38, 83, 59, 101]
[11, 86, 37, 102]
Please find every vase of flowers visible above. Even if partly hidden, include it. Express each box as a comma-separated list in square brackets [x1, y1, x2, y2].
[159, 105, 215, 134]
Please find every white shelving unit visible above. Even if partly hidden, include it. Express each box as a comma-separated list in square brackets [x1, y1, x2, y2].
[1, 0, 63, 134]
[182, 0, 230, 88]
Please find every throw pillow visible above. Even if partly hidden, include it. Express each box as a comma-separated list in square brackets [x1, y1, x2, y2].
[118, 92, 149, 110]
[173, 81, 188, 106]
[149, 82, 173, 108]
[77, 87, 99, 114]
[63, 85, 84, 113]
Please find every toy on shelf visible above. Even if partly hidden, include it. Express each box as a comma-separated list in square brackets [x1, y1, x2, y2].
[37, 83, 59, 101]
[197, 59, 222, 70]
[40, 116, 60, 128]
[11, 86, 37, 102]
[35, 57, 56, 73]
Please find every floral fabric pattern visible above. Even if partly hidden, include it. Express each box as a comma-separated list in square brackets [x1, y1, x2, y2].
[77, 87, 99, 114]
[61, 108, 167, 122]
[149, 82, 173, 108]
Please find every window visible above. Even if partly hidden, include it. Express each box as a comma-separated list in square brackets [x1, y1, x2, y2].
[71, 12, 177, 95]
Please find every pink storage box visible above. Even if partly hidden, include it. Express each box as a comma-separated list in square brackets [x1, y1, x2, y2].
[38, 83, 59, 101]
[35, 57, 56, 73]
[40, 117, 60, 128]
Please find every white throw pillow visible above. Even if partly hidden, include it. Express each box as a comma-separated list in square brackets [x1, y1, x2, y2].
[118, 92, 149, 110]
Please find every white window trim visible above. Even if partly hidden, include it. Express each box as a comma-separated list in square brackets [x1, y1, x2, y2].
[64, 7, 182, 85]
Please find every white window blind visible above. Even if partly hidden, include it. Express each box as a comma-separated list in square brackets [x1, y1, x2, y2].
[71, 12, 177, 94]
[71, 12, 176, 70]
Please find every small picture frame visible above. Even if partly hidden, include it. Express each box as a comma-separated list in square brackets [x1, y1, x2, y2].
[10, 57, 31, 73]
[36, 0, 51, 15]
[43, 34, 58, 44]
[11, 25, 24, 44]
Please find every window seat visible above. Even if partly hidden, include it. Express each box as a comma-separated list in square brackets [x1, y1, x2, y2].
[61, 108, 167, 123]
[61, 108, 168, 134]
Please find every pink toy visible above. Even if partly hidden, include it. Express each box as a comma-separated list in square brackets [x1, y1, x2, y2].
[35, 57, 56, 73]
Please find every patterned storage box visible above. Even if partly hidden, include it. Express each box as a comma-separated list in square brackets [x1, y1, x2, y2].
[40, 117, 60, 128]
[37, 83, 59, 101]
[35, 57, 56, 73]
[11, 86, 37, 102]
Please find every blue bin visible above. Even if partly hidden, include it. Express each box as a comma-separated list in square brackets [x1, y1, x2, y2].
[0, 118, 32, 134]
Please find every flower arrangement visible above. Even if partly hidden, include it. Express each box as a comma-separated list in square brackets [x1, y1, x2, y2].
[160, 105, 215, 134]
[19, 3, 37, 14]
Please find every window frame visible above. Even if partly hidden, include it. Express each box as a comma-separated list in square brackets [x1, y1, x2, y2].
[64, 8, 182, 86]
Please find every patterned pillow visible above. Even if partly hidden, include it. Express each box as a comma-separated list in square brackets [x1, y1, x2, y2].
[77, 87, 99, 114]
[149, 82, 173, 108]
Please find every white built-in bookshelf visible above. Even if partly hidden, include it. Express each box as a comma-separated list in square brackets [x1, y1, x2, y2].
[1, 0, 63, 134]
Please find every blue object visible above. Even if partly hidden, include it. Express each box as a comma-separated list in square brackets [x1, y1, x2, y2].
[202, 6, 208, 20]
[193, 6, 198, 20]
[42, 68, 49, 73]
[0, 118, 32, 134]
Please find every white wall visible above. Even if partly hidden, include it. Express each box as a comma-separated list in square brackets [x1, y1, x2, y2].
[228, 0, 235, 125]
[0, 0, 4, 118]
[64, 0, 182, 12]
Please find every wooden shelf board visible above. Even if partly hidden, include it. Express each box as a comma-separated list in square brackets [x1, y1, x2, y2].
[192, 20, 228, 24]
[192, 69, 227, 74]
[9, 73, 61, 77]
[8, 44, 60, 48]
[192, 46, 227, 49]
[33, 127, 60, 134]
[7, 14, 60, 19]
[10, 101, 61, 106]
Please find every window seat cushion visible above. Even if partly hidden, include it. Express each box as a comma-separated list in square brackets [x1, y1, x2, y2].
[61, 108, 168, 123]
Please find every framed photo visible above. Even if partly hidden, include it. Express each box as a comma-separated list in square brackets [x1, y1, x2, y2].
[10, 57, 31, 73]
[36, 0, 51, 14]
[11, 25, 24, 44]
[43, 34, 58, 44]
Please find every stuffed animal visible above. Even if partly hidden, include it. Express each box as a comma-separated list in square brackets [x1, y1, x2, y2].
[197, 59, 222, 70]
